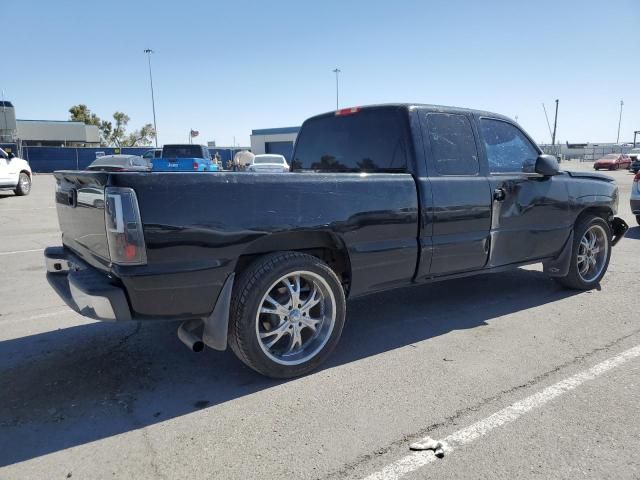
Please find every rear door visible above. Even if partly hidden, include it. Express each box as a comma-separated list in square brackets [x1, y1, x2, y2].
[416, 111, 492, 277]
[478, 117, 571, 266]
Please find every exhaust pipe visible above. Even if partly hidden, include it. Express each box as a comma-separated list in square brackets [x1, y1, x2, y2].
[178, 319, 205, 353]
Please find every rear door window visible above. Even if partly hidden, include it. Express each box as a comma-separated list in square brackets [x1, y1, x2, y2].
[292, 108, 407, 172]
[424, 113, 479, 175]
[480, 119, 539, 173]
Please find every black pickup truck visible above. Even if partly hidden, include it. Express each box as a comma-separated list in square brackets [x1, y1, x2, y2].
[45, 104, 628, 378]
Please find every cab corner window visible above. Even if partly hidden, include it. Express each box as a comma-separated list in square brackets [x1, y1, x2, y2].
[425, 113, 479, 176]
[480, 118, 539, 174]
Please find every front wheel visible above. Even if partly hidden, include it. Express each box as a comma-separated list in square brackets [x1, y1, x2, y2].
[228, 252, 346, 378]
[14, 172, 31, 196]
[555, 215, 612, 290]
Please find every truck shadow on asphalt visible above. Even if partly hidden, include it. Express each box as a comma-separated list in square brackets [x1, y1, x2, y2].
[0, 268, 580, 467]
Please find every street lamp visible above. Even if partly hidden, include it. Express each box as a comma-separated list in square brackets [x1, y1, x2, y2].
[617, 99, 624, 144]
[144, 49, 159, 147]
[332, 68, 341, 110]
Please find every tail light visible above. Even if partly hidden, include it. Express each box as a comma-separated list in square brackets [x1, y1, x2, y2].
[193, 162, 199, 170]
[104, 187, 147, 265]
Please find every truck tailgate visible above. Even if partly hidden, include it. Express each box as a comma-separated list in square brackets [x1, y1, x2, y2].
[54, 171, 111, 271]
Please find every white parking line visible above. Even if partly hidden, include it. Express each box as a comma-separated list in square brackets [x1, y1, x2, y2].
[362, 343, 640, 480]
[0, 206, 56, 212]
[0, 248, 45, 256]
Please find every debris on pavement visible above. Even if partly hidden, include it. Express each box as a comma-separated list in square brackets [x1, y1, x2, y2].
[409, 436, 445, 457]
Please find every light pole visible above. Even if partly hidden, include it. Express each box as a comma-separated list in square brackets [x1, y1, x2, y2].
[144, 49, 159, 147]
[332, 68, 341, 110]
[616, 99, 624, 144]
[551, 99, 559, 146]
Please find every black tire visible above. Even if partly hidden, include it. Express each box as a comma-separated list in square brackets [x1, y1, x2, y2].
[14, 172, 31, 196]
[636, 215, 640, 226]
[555, 215, 612, 290]
[228, 251, 346, 378]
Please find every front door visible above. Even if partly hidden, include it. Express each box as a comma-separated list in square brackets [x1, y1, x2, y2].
[416, 111, 492, 278]
[478, 117, 571, 267]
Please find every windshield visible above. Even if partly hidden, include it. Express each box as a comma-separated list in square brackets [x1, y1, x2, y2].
[254, 156, 284, 164]
[90, 156, 136, 167]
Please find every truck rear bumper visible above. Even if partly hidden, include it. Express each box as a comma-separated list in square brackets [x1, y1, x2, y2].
[45, 246, 132, 322]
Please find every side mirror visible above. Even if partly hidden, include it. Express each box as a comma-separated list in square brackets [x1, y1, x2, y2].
[7, 152, 15, 160]
[534, 154, 559, 176]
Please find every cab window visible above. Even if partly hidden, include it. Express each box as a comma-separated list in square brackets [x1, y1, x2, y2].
[292, 108, 407, 172]
[424, 113, 479, 175]
[480, 118, 539, 173]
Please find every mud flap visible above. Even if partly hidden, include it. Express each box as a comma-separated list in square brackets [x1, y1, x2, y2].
[611, 217, 629, 246]
[543, 231, 573, 277]
[202, 272, 235, 351]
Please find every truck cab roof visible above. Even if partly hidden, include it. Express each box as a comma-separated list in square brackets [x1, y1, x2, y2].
[304, 103, 514, 124]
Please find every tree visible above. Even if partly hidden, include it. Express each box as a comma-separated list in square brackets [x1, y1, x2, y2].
[68, 105, 156, 147]
[69, 104, 101, 127]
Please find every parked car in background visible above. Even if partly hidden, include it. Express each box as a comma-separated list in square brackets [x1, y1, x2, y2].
[594, 153, 632, 170]
[248, 154, 290, 173]
[142, 148, 162, 162]
[87, 155, 151, 172]
[45, 103, 628, 378]
[627, 147, 640, 162]
[0, 147, 32, 196]
[152, 144, 218, 171]
[628, 150, 640, 173]
[632, 172, 640, 225]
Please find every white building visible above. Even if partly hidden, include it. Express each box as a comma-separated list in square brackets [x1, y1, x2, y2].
[250, 126, 299, 161]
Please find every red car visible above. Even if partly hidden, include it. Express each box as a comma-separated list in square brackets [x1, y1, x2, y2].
[594, 153, 632, 170]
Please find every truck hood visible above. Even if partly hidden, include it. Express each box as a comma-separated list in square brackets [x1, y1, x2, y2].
[563, 170, 615, 182]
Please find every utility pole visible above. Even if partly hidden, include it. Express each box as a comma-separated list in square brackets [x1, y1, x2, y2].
[551, 99, 559, 146]
[616, 99, 624, 144]
[144, 49, 159, 147]
[332, 68, 341, 110]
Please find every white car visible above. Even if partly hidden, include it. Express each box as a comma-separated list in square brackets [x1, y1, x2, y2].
[248, 154, 290, 173]
[0, 147, 32, 196]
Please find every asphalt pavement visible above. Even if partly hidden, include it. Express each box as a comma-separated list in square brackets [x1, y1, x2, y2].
[1, 162, 638, 479]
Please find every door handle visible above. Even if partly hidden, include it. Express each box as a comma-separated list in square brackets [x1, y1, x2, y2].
[493, 187, 506, 202]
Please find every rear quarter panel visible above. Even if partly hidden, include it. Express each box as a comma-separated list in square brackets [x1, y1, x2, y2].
[110, 172, 419, 317]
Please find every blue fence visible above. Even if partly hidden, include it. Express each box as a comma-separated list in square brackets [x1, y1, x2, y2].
[22, 147, 150, 172]
[17, 146, 249, 173]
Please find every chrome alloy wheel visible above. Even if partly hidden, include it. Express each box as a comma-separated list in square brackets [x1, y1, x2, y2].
[577, 224, 609, 283]
[255, 270, 336, 366]
[20, 174, 30, 193]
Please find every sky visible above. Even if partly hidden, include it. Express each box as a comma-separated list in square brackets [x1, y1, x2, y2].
[3, 0, 639, 146]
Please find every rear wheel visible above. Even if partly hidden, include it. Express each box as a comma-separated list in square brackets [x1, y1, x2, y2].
[228, 251, 346, 378]
[555, 215, 611, 290]
[14, 172, 31, 196]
